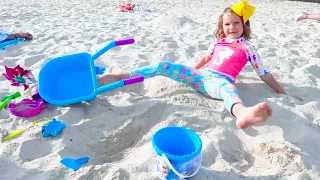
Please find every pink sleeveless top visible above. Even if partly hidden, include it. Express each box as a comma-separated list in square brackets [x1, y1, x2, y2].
[205, 37, 269, 80]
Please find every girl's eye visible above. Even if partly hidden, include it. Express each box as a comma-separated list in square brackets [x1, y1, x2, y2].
[224, 23, 230, 26]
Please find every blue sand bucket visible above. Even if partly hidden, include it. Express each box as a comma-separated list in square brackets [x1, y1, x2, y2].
[38, 38, 144, 106]
[152, 126, 202, 180]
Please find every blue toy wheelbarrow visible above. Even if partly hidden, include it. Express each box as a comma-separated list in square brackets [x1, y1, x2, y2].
[38, 38, 144, 106]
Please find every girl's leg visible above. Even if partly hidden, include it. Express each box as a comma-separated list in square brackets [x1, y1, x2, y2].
[98, 61, 206, 86]
[200, 78, 243, 112]
[98, 64, 272, 128]
[201, 78, 272, 128]
[129, 61, 205, 84]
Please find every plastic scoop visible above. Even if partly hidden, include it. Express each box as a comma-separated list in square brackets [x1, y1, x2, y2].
[60, 157, 90, 171]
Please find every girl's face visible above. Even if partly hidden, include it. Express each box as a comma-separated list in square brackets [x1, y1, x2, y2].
[222, 12, 244, 40]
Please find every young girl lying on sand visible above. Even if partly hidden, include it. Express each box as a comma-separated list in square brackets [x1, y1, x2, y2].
[98, 0, 301, 129]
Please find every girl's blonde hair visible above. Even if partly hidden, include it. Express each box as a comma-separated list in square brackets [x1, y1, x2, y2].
[213, 7, 252, 41]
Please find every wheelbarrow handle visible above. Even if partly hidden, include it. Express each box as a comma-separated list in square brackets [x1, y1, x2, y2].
[91, 38, 135, 61]
[123, 76, 144, 85]
[96, 76, 144, 94]
[115, 38, 135, 46]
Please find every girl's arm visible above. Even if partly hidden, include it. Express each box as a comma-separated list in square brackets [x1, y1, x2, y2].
[246, 43, 303, 101]
[193, 55, 211, 69]
[193, 42, 215, 69]
[259, 73, 285, 94]
[246, 44, 285, 94]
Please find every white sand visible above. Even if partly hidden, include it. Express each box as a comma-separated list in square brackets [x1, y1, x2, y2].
[1, 0, 320, 179]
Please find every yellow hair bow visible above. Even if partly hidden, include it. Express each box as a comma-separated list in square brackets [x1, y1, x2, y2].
[231, 0, 256, 24]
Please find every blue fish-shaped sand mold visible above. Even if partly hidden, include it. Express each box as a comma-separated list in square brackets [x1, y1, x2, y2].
[42, 118, 66, 137]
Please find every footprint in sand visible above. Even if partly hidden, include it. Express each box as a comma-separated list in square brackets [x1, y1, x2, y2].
[104, 166, 130, 180]
[161, 52, 178, 62]
[201, 142, 219, 167]
[313, 117, 320, 127]
[257, 142, 305, 170]
[314, 49, 320, 58]
[160, 41, 179, 50]
[185, 46, 196, 57]
[77, 165, 130, 179]
[24, 54, 46, 67]
[0, 128, 9, 142]
[290, 50, 300, 56]
[19, 139, 52, 161]
[88, 102, 165, 164]
[306, 64, 320, 79]
[67, 111, 142, 164]
[197, 44, 209, 51]
[100, 119, 142, 163]
[138, 54, 153, 62]
[218, 130, 254, 172]
[59, 35, 69, 41]
[137, 60, 150, 67]
[150, 14, 198, 28]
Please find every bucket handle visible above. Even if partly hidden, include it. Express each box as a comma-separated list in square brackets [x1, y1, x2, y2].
[91, 38, 135, 61]
[161, 153, 202, 179]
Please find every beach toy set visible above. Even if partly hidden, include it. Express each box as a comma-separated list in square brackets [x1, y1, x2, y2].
[1, 38, 204, 176]
[0, 64, 89, 170]
[152, 126, 202, 179]
[1, 38, 146, 172]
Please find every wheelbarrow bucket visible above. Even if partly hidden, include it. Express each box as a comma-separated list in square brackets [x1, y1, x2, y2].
[38, 38, 144, 106]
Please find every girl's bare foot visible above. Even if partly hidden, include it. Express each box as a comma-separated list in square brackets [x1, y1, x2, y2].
[296, 12, 308, 22]
[233, 102, 272, 129]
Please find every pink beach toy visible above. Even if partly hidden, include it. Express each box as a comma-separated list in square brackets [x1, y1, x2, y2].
[8, 87, 44, 118]
[8, 98, 44, 118]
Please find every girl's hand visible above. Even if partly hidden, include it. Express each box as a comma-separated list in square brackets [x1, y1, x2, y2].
[260, 73, 286, 94]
